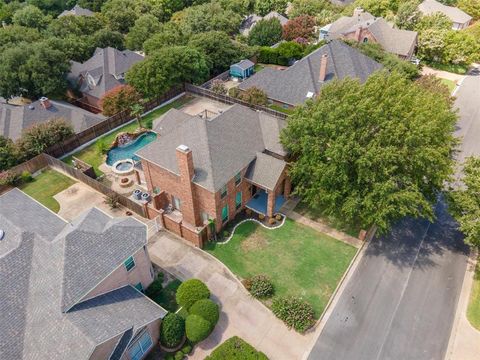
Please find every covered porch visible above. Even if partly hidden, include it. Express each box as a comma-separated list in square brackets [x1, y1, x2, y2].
[246, 189, 286, 216]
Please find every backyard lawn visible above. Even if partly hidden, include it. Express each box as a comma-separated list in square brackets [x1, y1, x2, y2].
[467, 259, 480, 331]
[18, 168, 76, 213]
[205, 219, 357, 317]
[62, 96, 192, 176]
[268, 104, 294, 115]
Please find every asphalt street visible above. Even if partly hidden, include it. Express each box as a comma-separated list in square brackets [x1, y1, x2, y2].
[308, 73, 480, 360]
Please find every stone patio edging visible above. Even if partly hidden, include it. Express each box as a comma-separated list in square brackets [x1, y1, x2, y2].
[216, 213, 287, 245]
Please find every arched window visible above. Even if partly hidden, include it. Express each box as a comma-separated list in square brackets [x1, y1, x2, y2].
[363, 37, 368, 43]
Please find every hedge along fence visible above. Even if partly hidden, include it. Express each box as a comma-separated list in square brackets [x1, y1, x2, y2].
[44, 86, 185, 158]
[0, 154, 48, 194]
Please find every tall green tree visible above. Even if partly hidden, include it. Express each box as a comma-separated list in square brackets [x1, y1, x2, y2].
[125, 14, 162, 50]
[126, 45, 209, 98]
[0, 135, 18, 171]
[448, 157, 480, 247]
[12, 4, 51, 29]
[457, 0, 480, 20]
[90, 28, 125, 50]
[101, 0, 146, 33]
[143, 22, 189, 53]
[281, 71, 457, 232]
[395, 0, 421, 30]
[248, 18, 283, 46]
[253, 0, 287, 16]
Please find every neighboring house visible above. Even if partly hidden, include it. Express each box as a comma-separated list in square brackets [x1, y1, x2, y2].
[418, 0, 472, 30]
[58, 4, 94, 17]
[240, 11, 288, 36]
[0, 188, 165, 360]
[68, 47, 144, 111]
[135, 104, 291, 247]
[230, 59, 255, 79]
[237, 40, 383, 108]
[326, 8, 418, 59]
[0, 97, 105, 141]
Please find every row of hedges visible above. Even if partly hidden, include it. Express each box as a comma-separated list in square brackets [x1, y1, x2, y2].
[257, 41, 323, 66]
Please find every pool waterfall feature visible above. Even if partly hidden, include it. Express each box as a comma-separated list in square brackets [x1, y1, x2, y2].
[106, 131, 157, 175]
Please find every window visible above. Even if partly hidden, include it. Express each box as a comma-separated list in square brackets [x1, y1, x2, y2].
[201, 212, 210, 224]
[172, 196, 181, 210]
[128, 331, 153, 360]
[134, 282, 143, 292]
[363, 37, 368, 43]
[235, 172, 241, 186]
[235, 191, 242, 210]
[124, 256, 135, 272]
[220, 185, 227, 199]
[221, 205, 229, 223]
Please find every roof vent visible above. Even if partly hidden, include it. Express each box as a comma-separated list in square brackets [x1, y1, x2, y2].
[177, 144, 190, 153]
[0, 229, 4, 241]
[28, 105, 34, 110]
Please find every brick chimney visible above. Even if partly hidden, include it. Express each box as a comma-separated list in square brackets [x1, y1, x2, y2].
[176, 145, 194, 181]
[175, 145, 201, 226]
[354, 26, 362, 41]
[319, 54, 328, 82]
[39, 97, 52, 110]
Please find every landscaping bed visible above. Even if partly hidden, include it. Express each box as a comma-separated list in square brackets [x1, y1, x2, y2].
[206, 336, 268, 360]
[18, 168, 76, 213]
[205, 219, 356, 320]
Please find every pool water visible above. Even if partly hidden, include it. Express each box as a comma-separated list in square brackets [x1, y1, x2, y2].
[106, 132, 157, 166]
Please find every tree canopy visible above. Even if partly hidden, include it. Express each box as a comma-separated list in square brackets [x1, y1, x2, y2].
[281, 71, 457, 232]
[248, 17, 283, 46]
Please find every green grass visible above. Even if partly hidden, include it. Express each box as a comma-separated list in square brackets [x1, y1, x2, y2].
[254, 63, 265, 73]
[427, 61, 469, 75]
[63, 96, 193, 177]
[268, 103, 294, 115]
[467, 259, 480, 331]
[150, 279, 182, 313]
[205, 219, 356, 318]
[440, 78, 456, 93]
[295, 202, 361, 238]
[18, 168, 76, 213]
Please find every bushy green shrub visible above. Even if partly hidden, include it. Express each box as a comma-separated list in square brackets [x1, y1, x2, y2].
[96, 139, 109, 154]
[205, 336, 269, 360]
[189, 299, 220, 325]
[248, 275, 274, 299]
[174, 351, 184, 360]
[271, 296, 315, 333]
[20, 171, 32, 183]
[176, 279, 210, 310]
[185, 314, 212, 343]
[160, 313, 185, 348]
[181, 343, 192, 355]
[145, 273, 163, 298]
[0, 170, 19, 186]
[165, 354, 174, 360]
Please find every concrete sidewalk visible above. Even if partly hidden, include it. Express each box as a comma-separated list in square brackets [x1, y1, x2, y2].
[148, 231, 316, 359]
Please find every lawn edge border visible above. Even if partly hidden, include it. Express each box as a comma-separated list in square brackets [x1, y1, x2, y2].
[301, 225, 376, 359]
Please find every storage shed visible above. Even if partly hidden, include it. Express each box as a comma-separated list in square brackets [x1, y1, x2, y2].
[230, 59, 255, 79]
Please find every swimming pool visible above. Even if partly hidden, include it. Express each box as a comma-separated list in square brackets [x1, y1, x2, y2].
[106, 132, 157, 166]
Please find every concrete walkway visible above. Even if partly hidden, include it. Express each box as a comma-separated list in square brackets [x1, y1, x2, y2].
[422, 66, 465, 82]
[147, 231, 316, 359]
[447, 252, 480, 360]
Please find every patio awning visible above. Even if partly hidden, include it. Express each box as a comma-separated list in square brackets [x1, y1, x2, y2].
[245, 152, 286, 191]
[246, 190, 285, 215]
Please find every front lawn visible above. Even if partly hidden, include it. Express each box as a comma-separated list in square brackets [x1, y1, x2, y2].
[427, 61, 469, 75]
[205, 219, 356, 317]
[467, 259, 480, 331]
[63, 96, 192, 176]
[440, 78, 456, 93]
[18, 168, 76, 213]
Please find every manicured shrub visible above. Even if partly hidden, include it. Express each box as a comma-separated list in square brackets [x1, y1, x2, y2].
[20, 171, 32, 183]
[145, 277, 163, 299]
[174, 351, 184, 360]
[176, 279, 210, 310]
[185, 314, 212, 343]
[205, 336, 269, 360]
[248, 275, 274, 299]
[181, 344, 192, 355]
[189, 299, 220, 326]
[160, 313, 185, 348]
[238, 86, 267, 105]
[165, 354, 174, 360]
[271, 296, 315, 333]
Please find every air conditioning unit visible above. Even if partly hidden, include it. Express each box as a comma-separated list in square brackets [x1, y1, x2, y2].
[133, 189, 142, 200]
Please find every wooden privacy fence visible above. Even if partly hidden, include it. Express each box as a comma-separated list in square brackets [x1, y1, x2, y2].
[185, 83, 288, 119]
[43, 154, 147, 217]
[45, 86, 185, 158]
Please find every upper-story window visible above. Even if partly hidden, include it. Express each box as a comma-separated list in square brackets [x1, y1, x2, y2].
[124, 256, 135, 272]
[235, 172, 242, 186]
[173, 196, 181, 210]
[129, 331, 153, 360]
[220, 185, 227, 199]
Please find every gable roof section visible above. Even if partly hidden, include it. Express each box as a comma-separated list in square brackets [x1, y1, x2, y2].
[418, 0, 472, 24]
[232, 59, 255, 70]
[367, 18, 417, 57]
[240, 11, 288, 35]
[0, 99, 105, 141]
[238, 40, 382, 106]
[136, 104, 287, 192]
[0, 189, 163, 360]
[68, 47, 144, 99]
[246, 152, 286, 190]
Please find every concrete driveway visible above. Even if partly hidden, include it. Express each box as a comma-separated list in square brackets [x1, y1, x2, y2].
[307, 200, 469, 360]
[147, 231, 316, 359]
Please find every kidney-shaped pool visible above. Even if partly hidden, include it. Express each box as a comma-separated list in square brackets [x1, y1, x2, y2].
[106, 131, 157, 166]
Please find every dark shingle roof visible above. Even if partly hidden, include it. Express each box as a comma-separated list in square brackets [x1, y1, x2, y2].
[238, 40, 383, 106]
[418, 0, 472, 24]
[136, 104, 287, 192]
[0, 99, 105, 141]
[0, 189, 165, 360]
[68, 47, 144, 99]
[246, 152, 286, 190]
[232, 59, 255, 70]
[240, 11, 288, 35]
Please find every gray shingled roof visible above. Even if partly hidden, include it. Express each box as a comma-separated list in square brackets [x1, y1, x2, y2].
[246, 152, 286, 190]
[238, 40, 383, 106]
[418, 0, 472, 24]
[240, 11, 288, 35]
[0, 99, 105, 141]
[136, 104, 287, 192]
[68, 47, 144, 99]
[0, 189, 165, 360]
[233, 59, 255, 70]
[58, 4, 94, 17]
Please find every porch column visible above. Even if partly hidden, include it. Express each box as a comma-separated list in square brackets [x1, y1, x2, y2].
[267, 190, 275, 218]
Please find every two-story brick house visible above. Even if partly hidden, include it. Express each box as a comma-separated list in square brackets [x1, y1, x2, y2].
[0, 188, 166, 360]
[135, 104, 291, 247]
